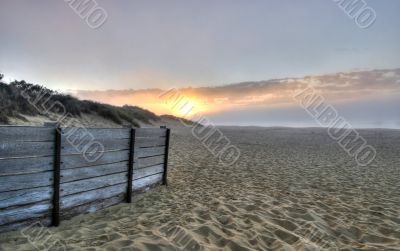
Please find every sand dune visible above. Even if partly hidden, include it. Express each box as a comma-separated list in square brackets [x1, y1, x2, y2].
[1, 127, 399, 250]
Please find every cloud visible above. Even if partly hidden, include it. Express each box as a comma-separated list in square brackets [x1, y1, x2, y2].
[73, 68, 400, 110]
[70, 68, 400, 128]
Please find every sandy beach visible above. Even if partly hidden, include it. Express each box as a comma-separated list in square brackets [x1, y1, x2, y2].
[1, 127, 399, 251]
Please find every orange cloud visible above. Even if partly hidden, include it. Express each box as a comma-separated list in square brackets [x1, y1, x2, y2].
[72, 69, 400, 116]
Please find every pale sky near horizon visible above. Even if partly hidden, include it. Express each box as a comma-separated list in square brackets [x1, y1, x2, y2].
[0, 0, 399, 91]
[1, 1, 399, 128]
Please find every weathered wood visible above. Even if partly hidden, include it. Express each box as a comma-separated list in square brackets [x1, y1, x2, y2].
[0, 202, 51, 226]
[61, 162, 128, 183]
[127, 128, 135, 203]
[0, 172, 53, 193]
[134, 180, 162, 194]
[0, 187, 52, 209]
[0, 142, 54, 158]
[135, 155, 164, 169]
[60, 183, 127, 209]
[133, 173, 163, 190]
[135, 137, 166, 148]
[52, 127, 62, 227]
[61, 128, 130, 140]
[163, 128, 171, 185]
[61, 138, 130, 155]
[61, 193, 125, 221]
[0, 126, 170, 232]
[136, 128, 167, 138]
[136, 146, 166, 158]
[133, 164, 164, 180]
[61, 150, 129, 169]
[60, 172, 128, 196]
[0, 126, 55, 143]
[0, 156, 53, 176]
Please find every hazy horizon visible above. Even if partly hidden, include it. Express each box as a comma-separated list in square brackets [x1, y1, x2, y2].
[1, 1, 399, 128]
[1, 67, 399, 129]
[1, 2, 400, 249]
[71, 68, 400, 129]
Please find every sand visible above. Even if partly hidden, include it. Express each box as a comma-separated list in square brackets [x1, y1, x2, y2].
[0, 127, 399, 250]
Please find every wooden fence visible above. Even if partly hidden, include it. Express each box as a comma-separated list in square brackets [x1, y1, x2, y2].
[0, 126, 171, 233]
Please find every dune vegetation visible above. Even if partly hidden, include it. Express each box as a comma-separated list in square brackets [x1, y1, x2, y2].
[0, 74, 163, 127]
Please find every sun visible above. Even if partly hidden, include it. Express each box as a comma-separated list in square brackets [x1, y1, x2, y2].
[173, 100, 196, 117]
[170, 96, 208, 118]
[179, 102, 195, 115]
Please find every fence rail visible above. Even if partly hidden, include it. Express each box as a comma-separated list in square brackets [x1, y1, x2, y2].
[0, 126, 171, 233]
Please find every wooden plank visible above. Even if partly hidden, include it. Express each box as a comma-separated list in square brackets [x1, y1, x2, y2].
[136, 146, 166, 158]
[60, 183, 127, 209]
[135, 155, 164, 169]
[133, 164, 164, 180]
[60, 172, 128, 196]
[0, 172, 53, 193]
[61, 150, 129, 169]
[133, 173, 163, 190]
[134, 181, 161, 194]
[0, 142, 54, 158]
[61, 193, 125, 221]
[0, 127, 169, 233]
[135, 137, 166, 148]
[61, 138, 130, 155]
[136, 128, 167, 138]
[61, 128, 130, 140]
[0, 202, 51, 226]
[61, 162, 128, 183]
[0, 126, 55, 143]
[0, 156, 53, 176]
[61, 181, 161, 220]
[0, 187, 52, 209]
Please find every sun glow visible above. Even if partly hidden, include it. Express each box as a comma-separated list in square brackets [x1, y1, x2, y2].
[171, 98, 202, 117]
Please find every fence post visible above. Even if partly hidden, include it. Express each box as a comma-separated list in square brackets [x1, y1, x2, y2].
[127, 128, 136, 203]
[162, 127, 171, 186]
[52, 126, 62, 226]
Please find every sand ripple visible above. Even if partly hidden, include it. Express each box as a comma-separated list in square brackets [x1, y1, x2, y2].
[0, 127, 399, 250]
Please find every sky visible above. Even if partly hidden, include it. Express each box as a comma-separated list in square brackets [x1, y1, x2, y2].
[76, 69, 400, 128]
[0, 0, 399, 127]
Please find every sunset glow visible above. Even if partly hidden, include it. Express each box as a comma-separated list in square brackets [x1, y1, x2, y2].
[1, 1, 400, 249]
[73, 69, 400, 128]
[2, 1, 399, 128]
